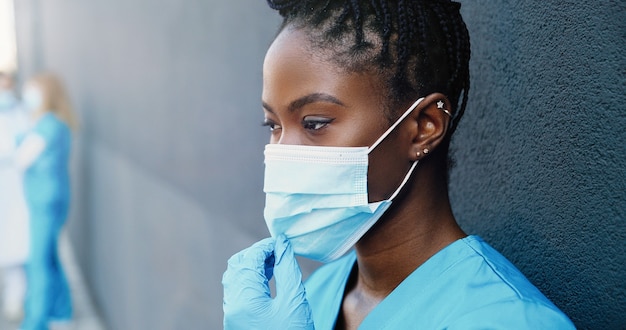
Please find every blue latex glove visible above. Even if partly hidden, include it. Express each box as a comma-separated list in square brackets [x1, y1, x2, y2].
[223, 235, 314, 330]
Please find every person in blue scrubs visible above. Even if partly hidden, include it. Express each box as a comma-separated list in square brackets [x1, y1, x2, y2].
[223, 1, 575, 329]
[17, 73, 76, 330]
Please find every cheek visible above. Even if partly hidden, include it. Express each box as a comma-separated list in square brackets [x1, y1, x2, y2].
[338, 109, 389, 146]
[366, 131, 411, 202]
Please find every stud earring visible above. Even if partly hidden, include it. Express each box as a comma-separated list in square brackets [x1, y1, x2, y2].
[437, 100, 445, 109]
[423, 148, 430, 154]
[416, 151, 422, 158]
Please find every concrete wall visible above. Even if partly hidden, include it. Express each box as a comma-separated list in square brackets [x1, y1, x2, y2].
[13, 0, 624, 329]
[451, 2, 625, 328]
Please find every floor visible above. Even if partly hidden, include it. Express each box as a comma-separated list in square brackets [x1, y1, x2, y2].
[0, 232, 107, 330]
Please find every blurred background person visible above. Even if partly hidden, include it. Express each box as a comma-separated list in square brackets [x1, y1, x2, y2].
[0, 71, 29, 322]
[16, 72, 77, 330]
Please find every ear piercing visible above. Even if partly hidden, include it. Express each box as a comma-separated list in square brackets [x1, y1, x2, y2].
[437, 100, 452, 117]
[414, 100, 447, 160]
[416, 148, 430, 159]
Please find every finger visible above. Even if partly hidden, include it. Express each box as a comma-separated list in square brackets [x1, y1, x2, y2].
[223, 237, 275, 303]
[272, 235, 306, 299]
[226, 237, 275, 274]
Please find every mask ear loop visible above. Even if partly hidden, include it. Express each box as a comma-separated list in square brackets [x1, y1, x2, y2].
[388, 160, 419, 201]
[367, 97, 425, 201]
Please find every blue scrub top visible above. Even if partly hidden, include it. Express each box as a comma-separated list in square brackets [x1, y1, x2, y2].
[304, 235, 575, 329]
[23, 113, 71, 208]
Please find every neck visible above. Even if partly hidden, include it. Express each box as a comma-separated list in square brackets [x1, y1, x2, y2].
[352, 161, 466, 298]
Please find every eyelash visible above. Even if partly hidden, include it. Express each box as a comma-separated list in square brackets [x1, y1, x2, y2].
[262, 119, 281, 132]
[302, 117, 333, 131]
[262, 117, 334, 133]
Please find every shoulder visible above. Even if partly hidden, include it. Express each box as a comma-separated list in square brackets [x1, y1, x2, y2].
[34, 113, 70, 140]
[440, 236, 575, 328]
[368, 236, 574, 329]
[457, 236, 554, 303]
[446, 298, 576, 329]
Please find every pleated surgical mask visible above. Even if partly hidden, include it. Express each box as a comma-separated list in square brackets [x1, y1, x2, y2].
[263, 97, 424, 263]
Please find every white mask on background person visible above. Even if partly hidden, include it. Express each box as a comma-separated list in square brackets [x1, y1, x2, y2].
[263, 97, 425, 263]
[22, 87, 43, 113]
[0, 90, 17, 110]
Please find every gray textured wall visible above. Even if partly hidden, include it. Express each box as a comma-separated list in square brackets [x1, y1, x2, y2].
[451, 2, 626, 329]
[12, 1, 625, 329]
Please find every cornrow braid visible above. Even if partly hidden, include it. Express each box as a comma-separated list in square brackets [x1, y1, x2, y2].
[396, 0, 410, 82]
[349, 0, 365, 47]
[266, 0, 470, 135]
[378, 0, 392, 62]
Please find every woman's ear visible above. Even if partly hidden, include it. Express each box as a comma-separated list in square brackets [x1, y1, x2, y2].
[408, 93, 451, 161]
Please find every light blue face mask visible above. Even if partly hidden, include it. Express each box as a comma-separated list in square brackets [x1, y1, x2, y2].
[263, 97, 425, 263]
[22, 87, 43, 113]
[0, 91, 17, 110]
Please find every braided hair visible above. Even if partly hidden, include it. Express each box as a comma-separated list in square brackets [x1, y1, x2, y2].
[266, 0, 470, 135]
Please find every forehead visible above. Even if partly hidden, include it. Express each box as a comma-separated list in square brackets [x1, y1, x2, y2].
[263, 26, 337, 86]
[263, 27, 384, 108]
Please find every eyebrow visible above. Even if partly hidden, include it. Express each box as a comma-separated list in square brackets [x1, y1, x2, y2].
[263, 92, 345, 114]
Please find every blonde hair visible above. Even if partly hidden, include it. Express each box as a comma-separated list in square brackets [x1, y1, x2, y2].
[26, 72, 78, 130]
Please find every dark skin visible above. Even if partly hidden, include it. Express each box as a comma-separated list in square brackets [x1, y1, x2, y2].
[263, 26, 466, 330]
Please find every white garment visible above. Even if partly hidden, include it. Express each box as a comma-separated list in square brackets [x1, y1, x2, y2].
[2, 265, 26, 320]
[0, 108, 30, 266]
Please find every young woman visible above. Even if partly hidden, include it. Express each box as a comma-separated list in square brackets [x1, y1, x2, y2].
[17, 72, 75, 330]
[223, 1, 574, 328]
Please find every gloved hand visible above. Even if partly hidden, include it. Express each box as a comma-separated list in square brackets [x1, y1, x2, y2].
[223, 235, 314, 330]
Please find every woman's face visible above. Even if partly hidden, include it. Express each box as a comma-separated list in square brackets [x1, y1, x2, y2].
[262, 26, 415, 202]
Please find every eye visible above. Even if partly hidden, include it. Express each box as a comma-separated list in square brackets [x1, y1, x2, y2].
[302, 116, 334, 131]
[262, 119, 282, 132]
